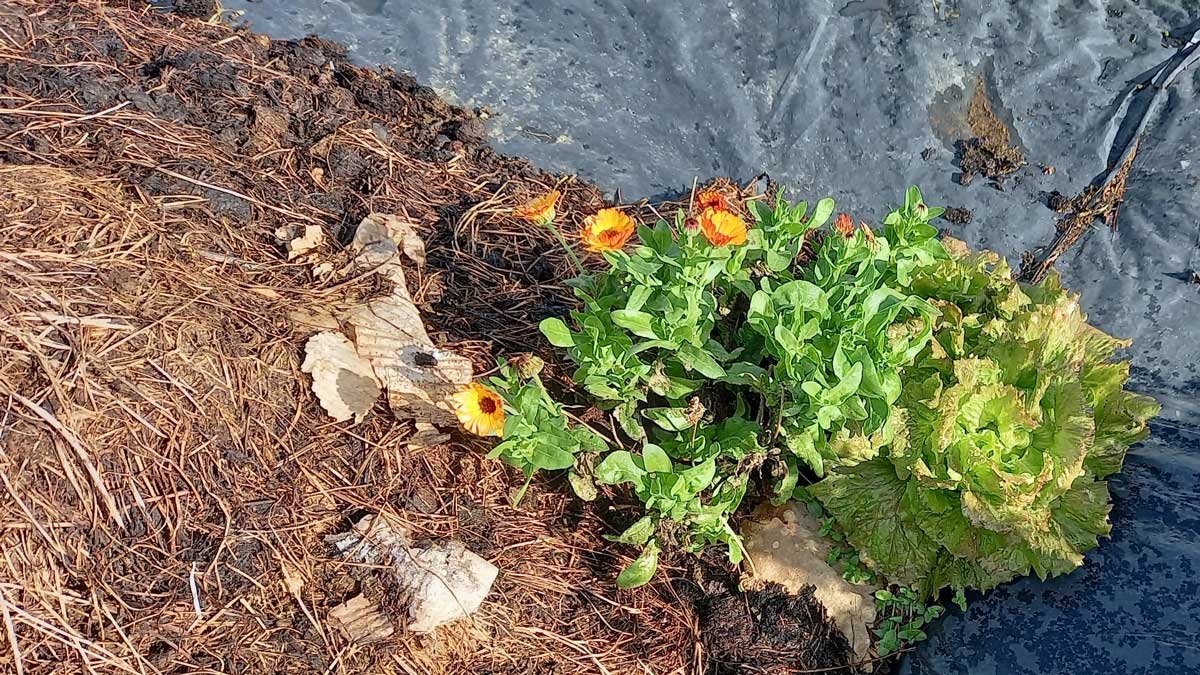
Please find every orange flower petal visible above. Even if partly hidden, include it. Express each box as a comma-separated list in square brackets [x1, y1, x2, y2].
[514, 190, 560, 225]
[699, 208, 747, 247]
[695, 189, 729, 213]
[581, 208, 635, 252]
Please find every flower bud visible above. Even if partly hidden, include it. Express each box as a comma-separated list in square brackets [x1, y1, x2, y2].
[834, 213, 855, 238]
[512, 354, 545, 379]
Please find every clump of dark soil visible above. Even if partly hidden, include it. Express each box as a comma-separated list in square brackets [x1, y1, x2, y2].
[942, 206, 973, 224]
[1047, 190, 1073, 212]
[696, 578, 852, 674]
[956, 73, 1026, 188]
[172, 0, 217, 18]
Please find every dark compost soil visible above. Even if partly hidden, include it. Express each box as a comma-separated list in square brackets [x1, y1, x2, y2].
[954, 72, 1026, 189]
[697, 580, 851, 675]
[941, 206, 973, 225]
[0, 2, 853, 674]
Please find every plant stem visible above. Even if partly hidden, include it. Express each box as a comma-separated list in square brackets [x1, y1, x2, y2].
[547, 222, 585, 275]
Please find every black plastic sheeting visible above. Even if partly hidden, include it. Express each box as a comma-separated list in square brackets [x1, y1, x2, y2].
[225, 1, 1200, 673]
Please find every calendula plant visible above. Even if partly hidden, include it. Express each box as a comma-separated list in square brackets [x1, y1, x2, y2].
[462, 185, 1157, 597]
[480, 357, 608, 505]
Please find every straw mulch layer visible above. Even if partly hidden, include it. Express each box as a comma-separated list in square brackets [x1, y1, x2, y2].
[0, 2, 852, 673]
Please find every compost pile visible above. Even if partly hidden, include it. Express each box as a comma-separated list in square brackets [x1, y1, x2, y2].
[0, 1, 851, 674]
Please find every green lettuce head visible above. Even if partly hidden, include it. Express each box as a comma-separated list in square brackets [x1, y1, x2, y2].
[810, 241, 1159, 596]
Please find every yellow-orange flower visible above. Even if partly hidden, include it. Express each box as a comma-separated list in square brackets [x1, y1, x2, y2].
[453, 382, 505, 437]
[699, 207, 747, 247]
[695, 189, 729, 213]
[514, 190, 560, 226]
[581, 208, 635, 252]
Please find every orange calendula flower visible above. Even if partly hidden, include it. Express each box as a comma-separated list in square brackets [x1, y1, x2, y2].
[695, 189, 729, 213]
[581, 208, 636, 252]
[453, 382, 505, 437]
[514, 190, 560, 226]
[834, 213, 855, 238]
[699, 207, 748, 247]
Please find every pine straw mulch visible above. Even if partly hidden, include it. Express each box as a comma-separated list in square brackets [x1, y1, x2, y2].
[0, 1, 851, 674]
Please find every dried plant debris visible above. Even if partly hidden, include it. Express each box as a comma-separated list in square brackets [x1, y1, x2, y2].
[328, 594, 397, 645]
[1047, 190, 1073, 212]
[1020, 143, 1139, 283]
[327, 515, 498, 634]
[303, 213, 473, 425]
[276, 223, 326, 260]
[301, 332, 382, 422]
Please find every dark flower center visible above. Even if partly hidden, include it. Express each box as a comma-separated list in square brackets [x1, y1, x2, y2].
[478, 397, 498, 415]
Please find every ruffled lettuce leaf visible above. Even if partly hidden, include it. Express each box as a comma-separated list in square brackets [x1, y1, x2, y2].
[811, 242, 1159, 597]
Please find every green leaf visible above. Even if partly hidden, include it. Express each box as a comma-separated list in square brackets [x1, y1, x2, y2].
[648, 370, 704, 398]
[539, 317, 574, 347]
[825, 362, 863, 401]
[643, 407, 695, 432]
[810, 197, 835, 229]
[809, 459, 942, 587]
[678, 344, 726, 378]
[773, 324, 803, 354]
[642, 444, 673, 473]
[616, 540, 660, 589]
[626, 285, 654, 312]
[568, 467, 598, 501]
[772, 456, 801, 505]
[749, 199, 773, 225]
[615, 400, 645, 440]
[638, 220, 673, 253]
[570, 427, 609, 454]
[678, 458, 717, 494]
[766, 249, 792, 272]
[773, 279, 828, 315]
[905, 185, 923, 211]
[530, 440, 576, 471]
[608, 515, 656, 545]
[953, 589, 968, 612]
[720, 362, 767, 386]
[785, 425, 826, 476]
[596, 451, 645, 485]
[611, 309, 658, 339]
